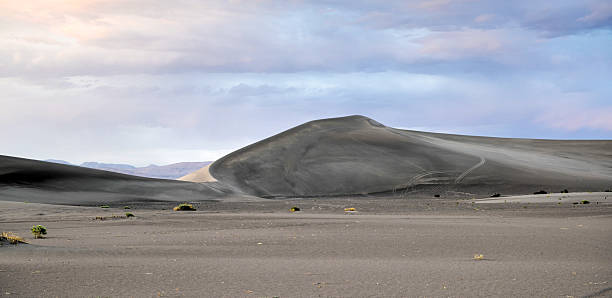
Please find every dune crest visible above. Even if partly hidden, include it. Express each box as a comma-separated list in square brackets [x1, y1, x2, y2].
[178, 164, 217, 182]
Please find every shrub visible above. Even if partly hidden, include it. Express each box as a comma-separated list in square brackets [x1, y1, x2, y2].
[344, 207, 356, 212]
[473, 254, 484, 260]
[433, 194, 440, 198]
[31, 225, 47, 239]
[580, 200, 590, 204]
[173, 203, 196, 211]
[561, 189, 569, 193]
[290, 206, 300, 212]
[124, 206, 131, 209]
[125, 212, 135, 217]
[533, 190, 547, 195]
[100, 205, 110, 208]
[1, 232, 27, 244]
[490, 193, 501, 198]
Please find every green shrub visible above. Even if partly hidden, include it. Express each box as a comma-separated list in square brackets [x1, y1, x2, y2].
[125, 212, 135, 218]
[100, 205, 110, 208]
[31, 225, 47, 238]
[124, 206, 131, 209]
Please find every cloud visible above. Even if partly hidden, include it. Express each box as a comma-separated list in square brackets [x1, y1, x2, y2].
[2, 0, 611, 77]
[417, 29, 506, 60]
[0, 0, 610, 164]
[537, 104, 612, 132]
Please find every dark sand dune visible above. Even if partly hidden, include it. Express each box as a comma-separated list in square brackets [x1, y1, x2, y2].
[0, 155, 236, 205]
[2, 115, 611, 204]
[209, 115, 612, 197]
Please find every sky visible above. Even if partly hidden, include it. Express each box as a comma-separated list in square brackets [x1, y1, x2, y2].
[1, 0, 611, 166]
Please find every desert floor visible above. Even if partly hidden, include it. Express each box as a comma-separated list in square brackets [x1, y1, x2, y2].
[1, 194, 611, 297]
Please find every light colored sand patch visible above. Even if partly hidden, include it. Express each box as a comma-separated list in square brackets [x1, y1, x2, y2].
[178, 164, 217, 182]
[473, 192, 612, 204]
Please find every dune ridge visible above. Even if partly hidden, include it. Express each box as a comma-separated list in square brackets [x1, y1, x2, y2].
[178, 164, 217, 182]
[0, 155, 235, 205]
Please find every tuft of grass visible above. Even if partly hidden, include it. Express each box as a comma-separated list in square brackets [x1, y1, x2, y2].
[490, 193, 501, 198]
[124, 206, 131, 209]
[533, 190, 547, 195]
[573, 200, 591, 205]
[1, 232, 28, 244]
[344, 207, 356, 212]
[125, 212, 135, 218]
[561, 189, 569, 193]
[290, 206, 300, 212]
[173, 203, 196, 211]
[473, 254, 484, 260]
[31, 225, 47, 239]
[100, 205, 110, 208]
[434, 194, 440, 198]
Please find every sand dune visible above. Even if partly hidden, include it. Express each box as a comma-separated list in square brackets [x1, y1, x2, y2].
[178, 164, 217, 182]
[208, 115, 612, 197]
[3, 115, 612, 204]
[0, 155, 234, 205]
[2, 116, 611, 297]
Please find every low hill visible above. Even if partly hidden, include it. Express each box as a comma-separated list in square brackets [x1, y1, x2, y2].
[0, 156, 232, 205]
[208, 115, 612, 197]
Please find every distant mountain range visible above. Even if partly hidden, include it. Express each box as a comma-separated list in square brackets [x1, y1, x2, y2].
[43, 159, 211, 180]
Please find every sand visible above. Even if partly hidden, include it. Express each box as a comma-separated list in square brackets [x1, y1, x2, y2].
[208, 116, 612, 197]
[475, 192, 612, 204]
[0, 155, 237, 205]
[1, 115, 612, 297]
[1, 197, 611, 297]
[178, 164, 218, 183]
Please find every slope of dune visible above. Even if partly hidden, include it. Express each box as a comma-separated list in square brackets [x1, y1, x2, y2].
[0, 156, 233, 205]
[45, 160, 212, 179]
[209, 115, 612, 197]
[178, 164, 217, 182]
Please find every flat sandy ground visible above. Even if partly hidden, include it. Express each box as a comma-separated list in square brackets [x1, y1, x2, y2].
[1, 195, 611, 297]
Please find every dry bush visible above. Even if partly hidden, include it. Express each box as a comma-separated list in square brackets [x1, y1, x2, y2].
[1, 232, 28, 244]
[173, 203, 196, 211]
